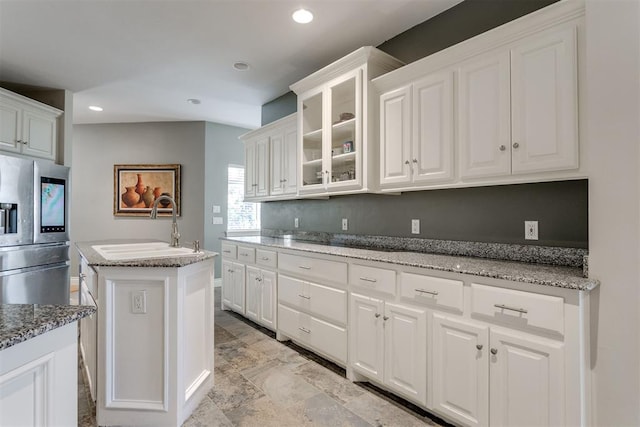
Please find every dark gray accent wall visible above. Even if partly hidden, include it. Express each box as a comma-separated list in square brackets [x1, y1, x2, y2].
[262, 180, 588, 248]
[260, 0, 586, 249]
[261, 92, 297, 126]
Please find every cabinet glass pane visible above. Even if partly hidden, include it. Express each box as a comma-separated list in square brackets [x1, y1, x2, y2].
[330, 77, 356, 183]
[302, 92, 323, 187]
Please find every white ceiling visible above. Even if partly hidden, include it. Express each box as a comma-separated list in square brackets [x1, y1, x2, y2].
[0, 0, 462, 129]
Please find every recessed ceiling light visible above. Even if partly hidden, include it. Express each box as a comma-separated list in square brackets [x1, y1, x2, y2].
[186, 98, 201, 105]
[292, 8, 313, 24]
[233, 62, 250, 71]
[88, 105, 103, 112]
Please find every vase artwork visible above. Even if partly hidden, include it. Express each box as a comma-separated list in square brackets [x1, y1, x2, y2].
[114, 164, 180, 217]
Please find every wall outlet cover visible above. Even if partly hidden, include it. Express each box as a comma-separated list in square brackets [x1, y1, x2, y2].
[294, 218, 299, 228]
[132, 290, 146, 314]
[411, 219, 420, 234]
[525, 220, 539, 240]
[342, 218, 348, 231]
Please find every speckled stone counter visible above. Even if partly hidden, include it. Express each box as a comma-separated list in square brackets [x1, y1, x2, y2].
[0, 304, 95, 351]
[76, 239, 217, 268]
[222, 235, 599, 291]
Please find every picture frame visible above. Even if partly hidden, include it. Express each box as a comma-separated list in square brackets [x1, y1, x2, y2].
[113, 164, 181, 217]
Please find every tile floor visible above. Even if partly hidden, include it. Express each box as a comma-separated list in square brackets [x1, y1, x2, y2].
[78, 288, 450, 427]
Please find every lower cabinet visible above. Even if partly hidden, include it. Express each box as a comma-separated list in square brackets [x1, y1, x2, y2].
[349, 292, 427, 406]
[245, 266, 277, 330]
[221, 259, 245, 314]
[431, 312, 565, 427]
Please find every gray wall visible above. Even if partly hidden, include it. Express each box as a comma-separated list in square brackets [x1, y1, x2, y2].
[259, 0, 586, 249]
[204, 122, 249, 277]
[71, 122, 206, 273]
[261, 92, 297, 126]
[263, 180, 588, 248]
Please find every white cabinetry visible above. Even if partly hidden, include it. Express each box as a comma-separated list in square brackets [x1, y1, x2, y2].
[459, 27, 578, 179]
[379, 71, 454, 190]
[241, 113, 297, 201]
[79, 256, 98, 402]
[0, 88, 62, 161]
[221, 251, 246, 315]
[291, 46, 403, 196]
[350, 292, 427, 406]
[245, 264, 277, 331]
[277, 252, 348, 365]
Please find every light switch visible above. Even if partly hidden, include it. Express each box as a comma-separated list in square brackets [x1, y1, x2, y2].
[212, 205, 221, 213]
[212, 217, 223, 225]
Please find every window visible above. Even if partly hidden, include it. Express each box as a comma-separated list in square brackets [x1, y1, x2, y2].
[227, 165, 260, 232]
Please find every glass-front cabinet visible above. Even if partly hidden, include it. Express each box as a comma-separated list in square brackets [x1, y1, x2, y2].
[300, 70, 361, 193]
[292, 46, 403, 196]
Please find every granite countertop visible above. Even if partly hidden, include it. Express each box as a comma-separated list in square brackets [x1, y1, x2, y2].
[0, 304, 96, 351]
[76, 239, 217, 268]
[222, 235, 599, 291]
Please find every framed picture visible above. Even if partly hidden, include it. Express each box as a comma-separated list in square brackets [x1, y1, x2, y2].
[114, 164, 181, 217]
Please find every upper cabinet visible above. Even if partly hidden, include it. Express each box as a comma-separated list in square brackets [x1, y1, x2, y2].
[459, 27, 578, 179]
[0, 88, 62, 161]
[291, 47, 404, 197]
[240, 113, 297, 202]
[373, 1, 585, 193]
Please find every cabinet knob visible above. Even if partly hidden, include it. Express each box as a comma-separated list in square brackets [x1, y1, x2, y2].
[404, 160, 410, 165]
[383, 315, 389, 321]
[476, 344, 483, 351]
[374, 313, 381, 318]
[512, 142, 520, 149]
[499, 145, 506, 151]
[282, 179, 287, 182]
[412, 158, 418, 163]
[490, 348, 498, 355]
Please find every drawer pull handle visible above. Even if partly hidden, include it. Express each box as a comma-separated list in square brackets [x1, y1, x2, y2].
[415, 288, 439, 296]
[240, 253, 248, 257]
[223, 250, 231, 254]
[494, 304, 528, 314]
[298, 294, 310, 300]
[491, 348, 498, 355]
[298, 327, 311, 334]
[80, 273, 87, 279]
[299, 265, 311, 270]
[359, 277, 377, 283]
[261, 257, 270, 261]
[476, 344, 483, 351]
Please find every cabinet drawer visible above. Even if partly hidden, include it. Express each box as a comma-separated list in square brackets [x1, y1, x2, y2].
[349, 264, 396, 296]
[471, 283, 564, 334]
[221, 243, 237, 259]
[256, 249, 277, 268]
[278, 252, 347, 285]
[237, 246, 256, 263]
[278, 274, 347, 324]
[400, 272, 463, 312]
[277, 304, 347, 364]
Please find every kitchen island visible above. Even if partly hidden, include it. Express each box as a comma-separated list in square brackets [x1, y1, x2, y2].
[0, 304, 95, 426]
[76, 240, 217, 427]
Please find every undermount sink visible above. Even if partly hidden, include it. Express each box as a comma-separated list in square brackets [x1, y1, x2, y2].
[92, 242, 198, 261]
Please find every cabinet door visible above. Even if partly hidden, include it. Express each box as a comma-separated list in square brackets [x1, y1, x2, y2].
[349, 292, 384, 382]
[269, 131, 285, 196]
[244, 141, 257, 198]
[412, 71, 454, 184]
[458, 52, 511, 179]
[511, 27, 578, 174]
[231, 262, 245, 314]
[379, 86, 411, 187]
[431, 313, 489, 427]
[221, 260, 234, 308]
[245, 266, 260, 322]
[383, 302, 427, 406]
[258, 269, 277, 330]
[255, 136, 270, 197]
[21, 107, 56, 160]
[0, 99, 21, 152]
[299, 90, 325, 193]
[282, 125, 298, 195]
[489, 328, 565, 427]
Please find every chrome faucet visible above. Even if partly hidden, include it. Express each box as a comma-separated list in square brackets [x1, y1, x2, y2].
[150, 195, 180, 247]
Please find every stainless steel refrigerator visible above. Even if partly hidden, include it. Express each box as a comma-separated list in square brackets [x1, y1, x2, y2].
[0, 154, 70, 304]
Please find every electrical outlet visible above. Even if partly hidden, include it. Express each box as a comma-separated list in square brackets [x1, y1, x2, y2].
[411, 219, 420, 234]
[342, 218, 348, 231]
[132, 290, 146, 314]
[294, 218, 299, 228]
[525, 220, 539, 240]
